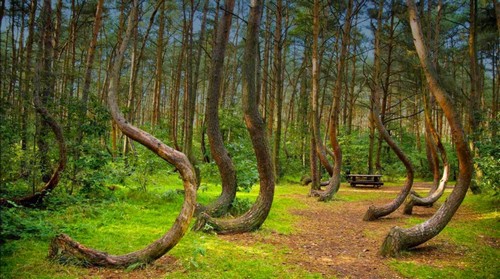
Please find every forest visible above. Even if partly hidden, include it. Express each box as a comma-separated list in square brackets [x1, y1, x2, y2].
[0, 0, 499, 278]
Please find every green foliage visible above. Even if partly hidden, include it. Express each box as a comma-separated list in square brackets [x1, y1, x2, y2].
[229, 197, 253, 216]
[476, 137, 500, 194]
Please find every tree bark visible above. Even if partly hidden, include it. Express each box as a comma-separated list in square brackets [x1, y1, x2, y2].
[193, 0, 275, 234]
[468, 0, 482, 194]
[380, 1, 473, 256]
[310, 0, 333, 177]
[152, 1, 165, 128]
[48, 2, 197, 267]
[193, 0, 237, 218]
[272, 0, 284, 183]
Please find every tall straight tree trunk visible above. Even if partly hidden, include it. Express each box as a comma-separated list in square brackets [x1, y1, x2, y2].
[72, 0, 104, 182]
[193, 0, 237, 218]
[380, 1, 473, 256]
[311, 0, 333, 177]
[194, 0, 275, 234]
[468, 0, 482, 194]
[152, 1, 165, 128]
[49, 2, 197, 266]
[375, 0, 396, 173]
[20, 0, 38, 178]
[260, 5, 271, 119]
[272, 0, 283, 182]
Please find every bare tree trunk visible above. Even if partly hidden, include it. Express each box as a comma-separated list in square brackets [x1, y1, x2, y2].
[468, 0, 482, 194]
[310, 0, 333, 177]
[193, 0, 274, 234]
[380, 1, 473, 256]
[193, 0, 237, 218]
[272, 0, 284, 183]
[72, 0, 105, 184]
[152, 1, 165, 128]
[49, 2, 197, 266]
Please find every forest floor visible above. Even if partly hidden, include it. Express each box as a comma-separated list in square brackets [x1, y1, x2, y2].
[2, 180, 498, 279]
[221, 182, 466, 279]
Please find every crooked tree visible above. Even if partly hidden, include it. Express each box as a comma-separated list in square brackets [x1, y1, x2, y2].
[193, 0, 275, 234]
[48, 1, 197, 267]
[195, 0, 237, 217]
[380, 0, 473, 256]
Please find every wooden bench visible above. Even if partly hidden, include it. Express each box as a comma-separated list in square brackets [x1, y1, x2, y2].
[346, 174, 383, 188]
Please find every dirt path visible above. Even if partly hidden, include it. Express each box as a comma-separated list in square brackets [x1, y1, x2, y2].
[222, 182, 461, 278]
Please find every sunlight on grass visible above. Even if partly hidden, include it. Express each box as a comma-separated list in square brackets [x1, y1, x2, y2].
[1, 174, 497, 279]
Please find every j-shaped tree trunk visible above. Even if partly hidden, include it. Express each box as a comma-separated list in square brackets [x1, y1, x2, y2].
[380, 1, 473, 257]
[1, 0, 66, 207]
[194, 0, 237, 218]
[48, 2, 197, 267]
[318, 0, 354, 201]
[193, 0, 275, 234]
[363, 0, 414, 219]
[404, 92, 449, 215]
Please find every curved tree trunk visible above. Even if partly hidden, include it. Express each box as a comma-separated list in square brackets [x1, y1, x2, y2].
[362, 84, 414, 221]
[194, 0, 237, 218]
[380, 1, 473, 257]
[318, 0, 354, 201]
[404, 92, 449, 215]
[193, 0, 274, 234]
[0, 0, 67, 208]
[363, 0, 414, 218]
[48, 2, 197, 267]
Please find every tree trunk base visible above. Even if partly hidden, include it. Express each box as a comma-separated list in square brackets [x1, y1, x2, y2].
[380, 226, 406, 257]
[362, 205, 378, 221]
[403, 200, 414, 215]
[49, 234, 127, 267]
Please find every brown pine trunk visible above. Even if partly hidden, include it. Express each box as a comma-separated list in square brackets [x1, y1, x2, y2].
[49, 2, 197, 266]
[468, 0, 482, 194]
[310, 0, 333, 177]
[152, 1, 165, 128]
[272, 0, 284, 182]
[193, 0, 237, 218]
[380, 1, 473, 256]
[193, 0, 274, 234]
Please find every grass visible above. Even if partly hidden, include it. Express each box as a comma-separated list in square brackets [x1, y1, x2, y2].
[389, 193, 500, 279]
[1, 173, 498, 278]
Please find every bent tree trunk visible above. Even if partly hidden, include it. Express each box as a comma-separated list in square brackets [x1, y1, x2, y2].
[380, 1, 473, 257]
[0, 0, 67, 208]
[363, 0, 414, 219]
[362, 85, 414, 221]
[318, 0, 354, 202]
[193, 0, 275, 234]
[194, 0, 237, 218]
[404, 93, 449, 215]
[48, 2, 197, 267]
